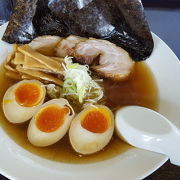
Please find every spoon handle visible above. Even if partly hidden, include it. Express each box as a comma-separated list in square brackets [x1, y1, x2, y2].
[160, 130, 180, 166]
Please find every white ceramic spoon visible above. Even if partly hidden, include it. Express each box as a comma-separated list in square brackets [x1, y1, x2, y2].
[115, 106, 180, 166]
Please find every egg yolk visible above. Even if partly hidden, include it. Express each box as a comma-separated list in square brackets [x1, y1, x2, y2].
[36, 105, 69, 133]
[15, 82, 43, 107]
[81, 110, 108, 133]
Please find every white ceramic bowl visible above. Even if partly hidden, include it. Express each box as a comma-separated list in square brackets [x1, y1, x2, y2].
[0, 23, 180, 180]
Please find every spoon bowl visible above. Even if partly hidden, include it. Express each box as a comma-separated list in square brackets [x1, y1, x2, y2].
[115, 106, 180, 166]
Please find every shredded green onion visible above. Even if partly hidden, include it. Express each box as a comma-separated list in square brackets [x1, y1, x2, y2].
[62, 56, 104, 104]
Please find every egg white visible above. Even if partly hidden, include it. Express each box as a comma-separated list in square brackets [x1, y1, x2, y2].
[27, 98, 75, 147]
[69, 105, 114, 155]
[2, 80, 46, 123]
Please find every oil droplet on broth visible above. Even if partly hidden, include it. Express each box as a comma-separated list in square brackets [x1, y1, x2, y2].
[0, 62, 159, 163]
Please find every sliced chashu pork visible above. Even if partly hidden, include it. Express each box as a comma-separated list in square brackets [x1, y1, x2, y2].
[27, 35, 134, 81]
[55, 36, 134, 81]
[29, 35, 62, 56]
[56, 35, 87, 57]
[74, 38, 134, 81]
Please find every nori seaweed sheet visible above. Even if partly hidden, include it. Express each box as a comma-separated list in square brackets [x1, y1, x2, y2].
[2, 0, 37, 43]
[2, 0, 154, 61]
[2, 0, 69, 43]
[33, 0, 69, 36]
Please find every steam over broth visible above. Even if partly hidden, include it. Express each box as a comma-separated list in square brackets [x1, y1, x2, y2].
[0, 62, 159, 163]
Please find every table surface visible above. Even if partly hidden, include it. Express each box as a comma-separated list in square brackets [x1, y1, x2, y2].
[0, 2, 180, 180]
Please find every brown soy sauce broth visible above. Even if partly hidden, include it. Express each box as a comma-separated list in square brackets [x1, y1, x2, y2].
[0, 62, 159, 164]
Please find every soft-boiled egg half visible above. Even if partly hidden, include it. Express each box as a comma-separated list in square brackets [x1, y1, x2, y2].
[69, 105, 114, 155]
[2, 80, 46, 123]
[28, 98, 75, 147]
